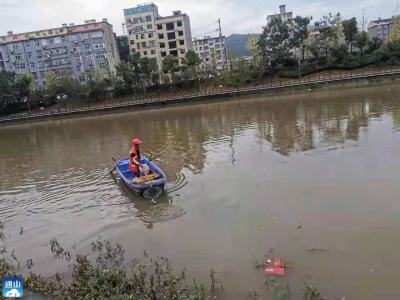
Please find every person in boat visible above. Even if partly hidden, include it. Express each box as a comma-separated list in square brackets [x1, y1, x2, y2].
[129, 138, 143, 177]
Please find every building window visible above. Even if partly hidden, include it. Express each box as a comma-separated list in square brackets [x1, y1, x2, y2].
[166, 22, 174, 31]
[160, 42, 165, 48]
[141, 34, 145, 39]
[27, 52, 32, 58]
[93, 43, 104, 49]
[25, 42, 30, 47]
[148, 33, 154, 38]
[147, 24, 153, 30]
[177, 20, 182, 27]
[136, 34, 139, 39]
[137, 44, 141, 49]
[178, 31, 184, 36]
[15, 63, 26, 70]
[167, 32, 176, 40]
[13, 44, 19, 50]
[130, 40, 135, 45]
[34, 40, 40, 46]
[145, 15, 152, 22]
[151, 50, 156, 55]
[143, 50, 148, 55]
[141, 42, 146, 48]
[161, 51, 167, 57]
[158, 33, 164, 40]
[149, 40, 155, 47]
[95, 54, 107, 59]
[85, 44, 91, 50]
[179, 40, 185, 45]
[168, 41, 177, 49]
[14, 54, 23, 60]
[157, 24, 163, 30]
[170, 50, 178, 57]
[30, 62, 35, 68]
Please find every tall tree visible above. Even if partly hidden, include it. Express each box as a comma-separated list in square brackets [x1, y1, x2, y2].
[162, 55, 179, 83]
[355, 31, 369, 52]
[342, 17, 358, 53]
[246, 34, 263, 67]
[139, 57, 159, 89]
[259, 17, 291, 65]
[389, 15, 400, 46]
[182, 50, 201, 81]
[290, 16, 311, 60]
[185, 50, 202, 67]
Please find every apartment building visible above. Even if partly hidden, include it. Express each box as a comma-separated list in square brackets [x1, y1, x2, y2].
[368, 18, 393, 43]
[192, 36, 227, 71]
[267, 5, 293, 25]
[123, 3, 192, 69]
[0, 20, 120, 87]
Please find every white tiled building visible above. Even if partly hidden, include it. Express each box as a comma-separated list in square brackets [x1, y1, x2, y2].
[193, 36, 227, 71]
[123, 3, 192, 70]
[0, 20, 120, 87]
[368, 18, 393, 43]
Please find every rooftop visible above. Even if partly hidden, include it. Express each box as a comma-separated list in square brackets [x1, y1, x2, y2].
[0, 19, 112, 44]
[123, 3, 157, 16]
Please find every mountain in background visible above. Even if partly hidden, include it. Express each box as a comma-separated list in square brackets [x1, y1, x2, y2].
[226, 33, 260, 57]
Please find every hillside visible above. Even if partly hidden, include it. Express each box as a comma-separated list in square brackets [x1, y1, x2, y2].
[226, 34, 260, 57]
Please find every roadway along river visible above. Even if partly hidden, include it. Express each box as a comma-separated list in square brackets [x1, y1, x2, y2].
[1, 84, 400, 299]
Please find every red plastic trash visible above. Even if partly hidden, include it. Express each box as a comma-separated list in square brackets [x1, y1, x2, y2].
[264, 257, 286, 275]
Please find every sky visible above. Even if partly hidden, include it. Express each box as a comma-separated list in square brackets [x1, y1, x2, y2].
[0, 0, 399, 37]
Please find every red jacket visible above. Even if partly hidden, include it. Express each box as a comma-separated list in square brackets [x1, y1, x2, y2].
[129, 146, 141, 174]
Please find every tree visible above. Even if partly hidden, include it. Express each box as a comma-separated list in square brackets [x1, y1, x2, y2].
[355, 31, 369, 52]
[185, 50, 201, 67]
[0, 71, 34, 113]
[246, 34, 263, 67]
[315, 13, 343, 58]
[162, 55, 179, 73]
[367, 37, 382, 53]
[182, 50, 201, 81]
[44, 71, 59, 97]
[389, 16, 400, 46]
[259, 17, 292, 66]
[139, 57, 159, 89]
[342, 17, 358, 53]
[291, 16, 311, 60]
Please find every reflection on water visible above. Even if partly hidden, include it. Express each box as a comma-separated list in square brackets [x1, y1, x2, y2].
[0, 84, 400, 299]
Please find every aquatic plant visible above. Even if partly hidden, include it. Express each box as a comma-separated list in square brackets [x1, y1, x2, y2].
[0, 221, 207, 299]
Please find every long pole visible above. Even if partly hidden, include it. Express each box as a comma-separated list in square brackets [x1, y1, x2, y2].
[218, 18, 228, 70]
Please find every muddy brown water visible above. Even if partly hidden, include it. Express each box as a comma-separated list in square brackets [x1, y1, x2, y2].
[1, 84, 400, 299]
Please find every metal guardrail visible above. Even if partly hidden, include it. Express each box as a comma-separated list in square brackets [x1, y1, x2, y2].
[1, 67, 400, 124]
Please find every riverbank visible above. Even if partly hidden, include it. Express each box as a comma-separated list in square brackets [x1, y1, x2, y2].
[1, 66, 400, 126]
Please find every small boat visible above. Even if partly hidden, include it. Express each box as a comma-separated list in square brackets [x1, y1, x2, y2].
[115, 155, 167, 195]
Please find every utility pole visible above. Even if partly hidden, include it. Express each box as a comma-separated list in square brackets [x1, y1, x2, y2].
[361, 9, 367, 32]
[218, 18, 228, 70]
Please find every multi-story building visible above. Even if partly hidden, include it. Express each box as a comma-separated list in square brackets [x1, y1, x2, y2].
[267, 5, 293, 25]
[0, 19, 120, 87]
[123, 3, 192, 70]
[368, 18, 393, 43]
[192, 36, 227, 71]
[116, 36, 130, 61]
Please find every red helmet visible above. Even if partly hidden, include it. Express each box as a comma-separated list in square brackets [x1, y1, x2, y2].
[131, 138, 142, 145]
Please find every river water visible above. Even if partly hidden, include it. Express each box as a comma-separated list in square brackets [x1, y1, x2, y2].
[1, 84, 400, 299]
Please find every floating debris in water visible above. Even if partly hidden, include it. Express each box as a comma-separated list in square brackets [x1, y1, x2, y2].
[308, 248, 330, 253]
[140, 204, 186, 223]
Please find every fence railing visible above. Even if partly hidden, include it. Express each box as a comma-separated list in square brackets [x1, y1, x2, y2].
[2, 66, 400, 123]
